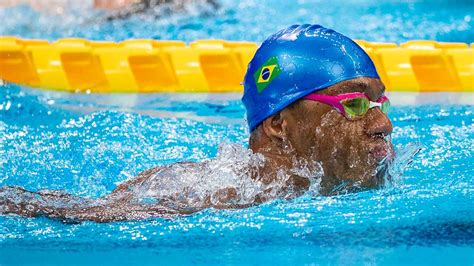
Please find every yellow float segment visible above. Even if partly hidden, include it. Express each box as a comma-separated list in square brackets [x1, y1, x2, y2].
[0, 36, 472, 93]
[198, 49, 243, 92]
[55, 38, 91, 47]
[372, 47, 469, 92]
[160, 46, 211, 92]
[126, 41, 183, 93]
[190, 39, 227, 49]
[0, 37, 43, 86]
[354, 40, 397, 50]
[224, 41, 259, 79]
[121, 39, 185, 49]
[26, 39, 109, 92]
[372, 48, 421, 91]
[400, 40, 469, 49]
[445, 48, 474, 92]
[409, 49, 462, 92]
[94, 40, 185, 93]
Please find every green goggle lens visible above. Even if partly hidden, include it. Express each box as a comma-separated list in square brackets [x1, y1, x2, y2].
[381, 100, 390, 114]
[342, 98, 369, 119]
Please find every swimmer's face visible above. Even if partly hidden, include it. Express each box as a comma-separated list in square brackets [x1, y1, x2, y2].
[281, 77, 393, 194]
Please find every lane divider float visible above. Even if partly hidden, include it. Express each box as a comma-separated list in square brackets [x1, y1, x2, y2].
[0, 37, 472, 93]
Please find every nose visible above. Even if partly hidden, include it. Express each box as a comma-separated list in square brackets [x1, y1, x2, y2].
[365, 107, 393, 137]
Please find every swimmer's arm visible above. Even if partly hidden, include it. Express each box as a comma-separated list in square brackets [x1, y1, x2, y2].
[111, 162, 196, 195]
[0, 166, 204, 223]
[0, 186, 258, 223]
[203, 187, 271, 210]
[0, 185, 184, 223]
[113, 166, 265, 210]
[1, 165, 275, 222]
[111, 166, 162, 194]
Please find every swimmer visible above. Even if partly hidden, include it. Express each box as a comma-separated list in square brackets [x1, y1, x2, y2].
[0, 0, 219, 18]
[101, 0, 220, 21]
[0, 24, 393, 222]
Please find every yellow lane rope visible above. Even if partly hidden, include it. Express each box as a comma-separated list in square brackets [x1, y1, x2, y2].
[0, 37, 472, 93]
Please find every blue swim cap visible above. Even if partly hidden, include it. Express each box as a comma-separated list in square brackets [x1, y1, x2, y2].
[242, 24, 379, 131]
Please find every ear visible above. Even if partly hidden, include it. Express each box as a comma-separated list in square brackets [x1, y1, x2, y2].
[261, 111, 288, 145]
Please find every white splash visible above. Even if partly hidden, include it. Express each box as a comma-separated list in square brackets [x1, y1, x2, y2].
[380, 142, 423, 188]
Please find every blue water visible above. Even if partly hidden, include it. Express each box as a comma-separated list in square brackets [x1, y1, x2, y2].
[1, 0, 474, 265]
[0, 0, 473, 43]
[1, 84, 473, 264]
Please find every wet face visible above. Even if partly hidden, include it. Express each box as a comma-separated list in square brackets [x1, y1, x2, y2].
[282, 77, 394, 194]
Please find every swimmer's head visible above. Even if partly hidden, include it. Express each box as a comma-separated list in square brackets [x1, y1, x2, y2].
[243, 25, 393, 194]
[242, 24, 379, 131]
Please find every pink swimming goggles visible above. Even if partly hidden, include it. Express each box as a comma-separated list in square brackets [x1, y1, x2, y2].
[303, 92, 390, 120]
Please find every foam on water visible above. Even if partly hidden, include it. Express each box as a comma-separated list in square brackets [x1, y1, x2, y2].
[382, 142, 422, 188]
[130, 143, 267, 208]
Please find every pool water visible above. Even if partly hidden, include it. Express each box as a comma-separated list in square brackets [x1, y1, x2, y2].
[0, 0, 473, 43]
[1, 0, 474, 265]
[1, 84, 473, 264]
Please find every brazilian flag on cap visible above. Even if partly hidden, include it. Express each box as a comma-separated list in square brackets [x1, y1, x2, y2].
[253, 57, 281, 93]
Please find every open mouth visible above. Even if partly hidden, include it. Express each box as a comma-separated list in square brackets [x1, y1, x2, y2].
[367, 137, 394, 162]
